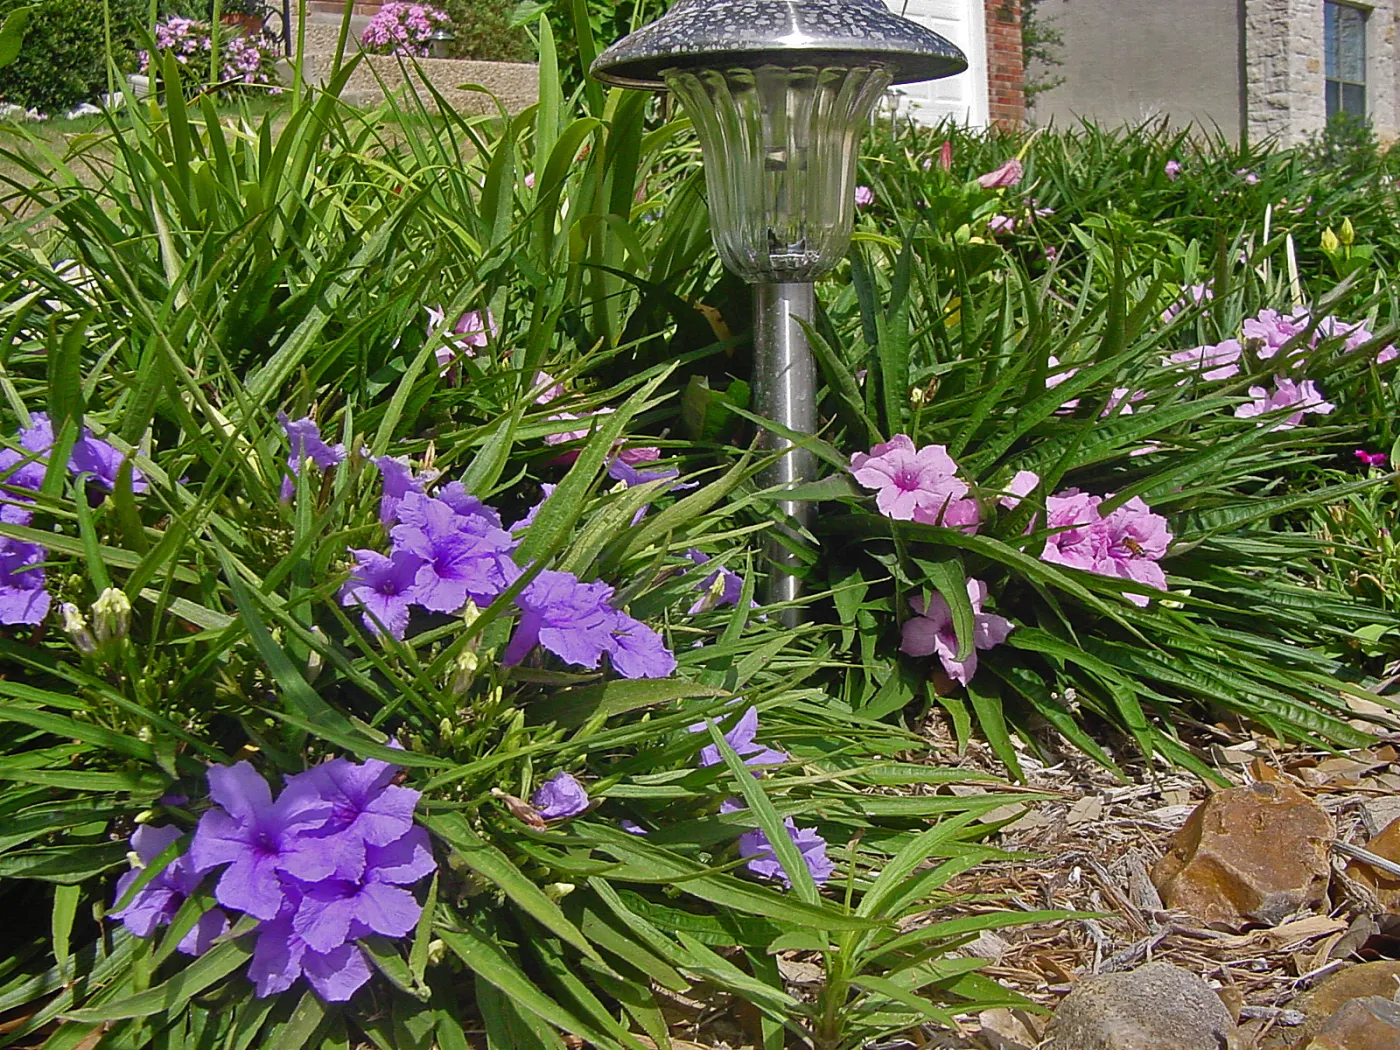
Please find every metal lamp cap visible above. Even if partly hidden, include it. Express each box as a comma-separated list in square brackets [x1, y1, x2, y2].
[590, 0, 967, 90]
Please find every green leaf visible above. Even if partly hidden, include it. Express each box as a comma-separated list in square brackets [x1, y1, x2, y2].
[0, 6, 33, 68]
[64, 930, 255, 1021]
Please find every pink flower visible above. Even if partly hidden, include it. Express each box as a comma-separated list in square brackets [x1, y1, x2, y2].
[544, 407, 615, 447]
[988, 214, 1016, 235]
[849, 435, 978, 530]
[998, 470, 1040, 511]
[524, 172, 536, 189]
[1044, 245, 1058, 262]
[855, 185, 875, 207]
[1234, 377, 1335, 429]
[939, 140, 953, 171]
[1242, 308, 1309, 360]
[1103, 387, 1147, 417]
[977, 158, 1023, 189]
[1040, 491, 1172, 606]
[1163, 339, 1242, 382]
[1161, 283, 1213, 323]
[532, 371, 564, 405]
[1356, 449, 1389, 468]
[1165, 159, 1183, 181]
[1314, 316, 1396, 363]
[900, 579, 1013, 686]
[1046, 355, 1079, 411]
[1236, 168, 1260, 185]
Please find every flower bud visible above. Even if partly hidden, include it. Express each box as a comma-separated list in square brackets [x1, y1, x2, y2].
[1340, 217, 1355, 246]
[427, 938, 448, 966]
[544, 882, 576, 901]
[448, 648, 479, 697]
[1321, 227, 1341, 254]
[306, 626, 327, 683]
[91, 588, 132, 644]
[60, 602, 98, 655]
[909, 386, 926, 406]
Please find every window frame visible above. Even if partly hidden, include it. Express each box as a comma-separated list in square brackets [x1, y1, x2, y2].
[1324, 0, 1369, 121]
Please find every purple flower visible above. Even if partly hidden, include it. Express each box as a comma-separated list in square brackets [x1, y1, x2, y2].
[291, 828, 435, 954]
[899, 579, 1014, 686]
[390, 492, 519, 613]
[373, 455, 434, 525]
[620, 819, 648, 835]
[1165, 159, 1183, 181]
[285, 757, 421, 878]
[1234, 377, 1335, 430]
[1236, 168, 1260, 185]
[609, 455, 697, 524]
[111, 825, 229, 956]
[340, 547, 423, 639]
[1039, 491, 1105, 575]
[854, 185, 875, 207]
[686, 549, 747, 614]
[279, 413, 345, 501]
[1163, 339, 1242, 382]
[977, 158, 1023, 189]
[502, 570, 617, 671]
[605, 611, 677, 679]
[1356, 449, 1390, 468]
[188, 762, 335, 921]
[248, 892, 373, 1002]
[0, 538, 50, 625]
[435, 481, 506, 531]
[531, 772, 589, 819]
[510, 483, 556, 532]
[695, 706, 789, 769]
[70, 431, 146, 493]
[849, 435, 979, 530]
[1314, 316, 1397, 363]
[738, 818, 834, 888]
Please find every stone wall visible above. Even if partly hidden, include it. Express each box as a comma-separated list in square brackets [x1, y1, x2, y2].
[984, 0, 1026, 126]
[1245, 0, 1399, 145]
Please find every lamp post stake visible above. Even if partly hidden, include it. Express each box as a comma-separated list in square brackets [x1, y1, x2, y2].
[590, 0, 968, 622]
[753, 281, 815, 624]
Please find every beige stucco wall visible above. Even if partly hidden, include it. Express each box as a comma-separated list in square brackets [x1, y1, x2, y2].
[1028, 0, 1245, 139]
[1030, 0, 1399, 145]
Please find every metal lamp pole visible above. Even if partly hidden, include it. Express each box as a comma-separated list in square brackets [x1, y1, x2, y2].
[591, 0, 967, 623]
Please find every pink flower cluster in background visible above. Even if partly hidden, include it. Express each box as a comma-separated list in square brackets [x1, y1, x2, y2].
[1039, 488, 1173, 606]
[361, 3, 451, 57]
[141, 19, 280, 90]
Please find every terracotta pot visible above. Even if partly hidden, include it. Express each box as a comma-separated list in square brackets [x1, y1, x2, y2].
[220, 13, 262, 34]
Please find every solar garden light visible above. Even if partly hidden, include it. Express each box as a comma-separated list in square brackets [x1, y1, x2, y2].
[429, 27, 457, 59]
[592, 0, 966, 622]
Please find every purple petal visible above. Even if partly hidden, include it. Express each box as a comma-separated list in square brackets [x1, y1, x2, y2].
[212, 855, 286, 921]
[249, 914, 307, 998]
[205, 762, 273, 825]
[176, 907, 230, 956]
[352, 881, 421, 938]
[293, 883, 358, 953]
[365, 826, 436, 885]
[301, 943, 373, 1003]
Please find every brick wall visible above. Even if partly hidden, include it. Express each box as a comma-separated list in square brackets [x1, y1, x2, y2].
[984, 0, 1026, 127]
[307, 1, 382, 14]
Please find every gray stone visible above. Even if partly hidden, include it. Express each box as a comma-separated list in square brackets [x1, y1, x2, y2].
[1043, 962, 1239, 1050]
[1304, 995, 1400, 1049]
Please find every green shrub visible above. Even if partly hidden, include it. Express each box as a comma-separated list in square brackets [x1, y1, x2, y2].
[0, 0, 146, 114]
[441, 0, 534, 61]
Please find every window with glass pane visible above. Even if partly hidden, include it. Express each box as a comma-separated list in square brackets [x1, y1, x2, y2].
[1324, 1, 1367, 120]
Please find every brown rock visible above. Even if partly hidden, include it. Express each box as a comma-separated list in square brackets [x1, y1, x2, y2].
[1042, 962, 1240, 1050]
[1302, 996, 1400, 1049]
[1284, 963, 1400, 1048]
[1346, 816, 1400, 910]
[1151, 781, 1335, 928]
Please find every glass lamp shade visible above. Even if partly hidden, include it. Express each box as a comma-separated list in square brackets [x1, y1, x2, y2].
[665, 63, 890, 283]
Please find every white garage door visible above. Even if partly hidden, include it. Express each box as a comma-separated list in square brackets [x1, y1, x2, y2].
[886, 0, 988, 127]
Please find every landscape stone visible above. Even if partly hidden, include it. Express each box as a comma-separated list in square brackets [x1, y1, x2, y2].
[1042, 961, 1240, 1050]
[1280, 963, 1400, 1048]
[1300, 995, 1400, 1049]
[1150, 781, 1334, 928]
[1345, 816, 1400, 910]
